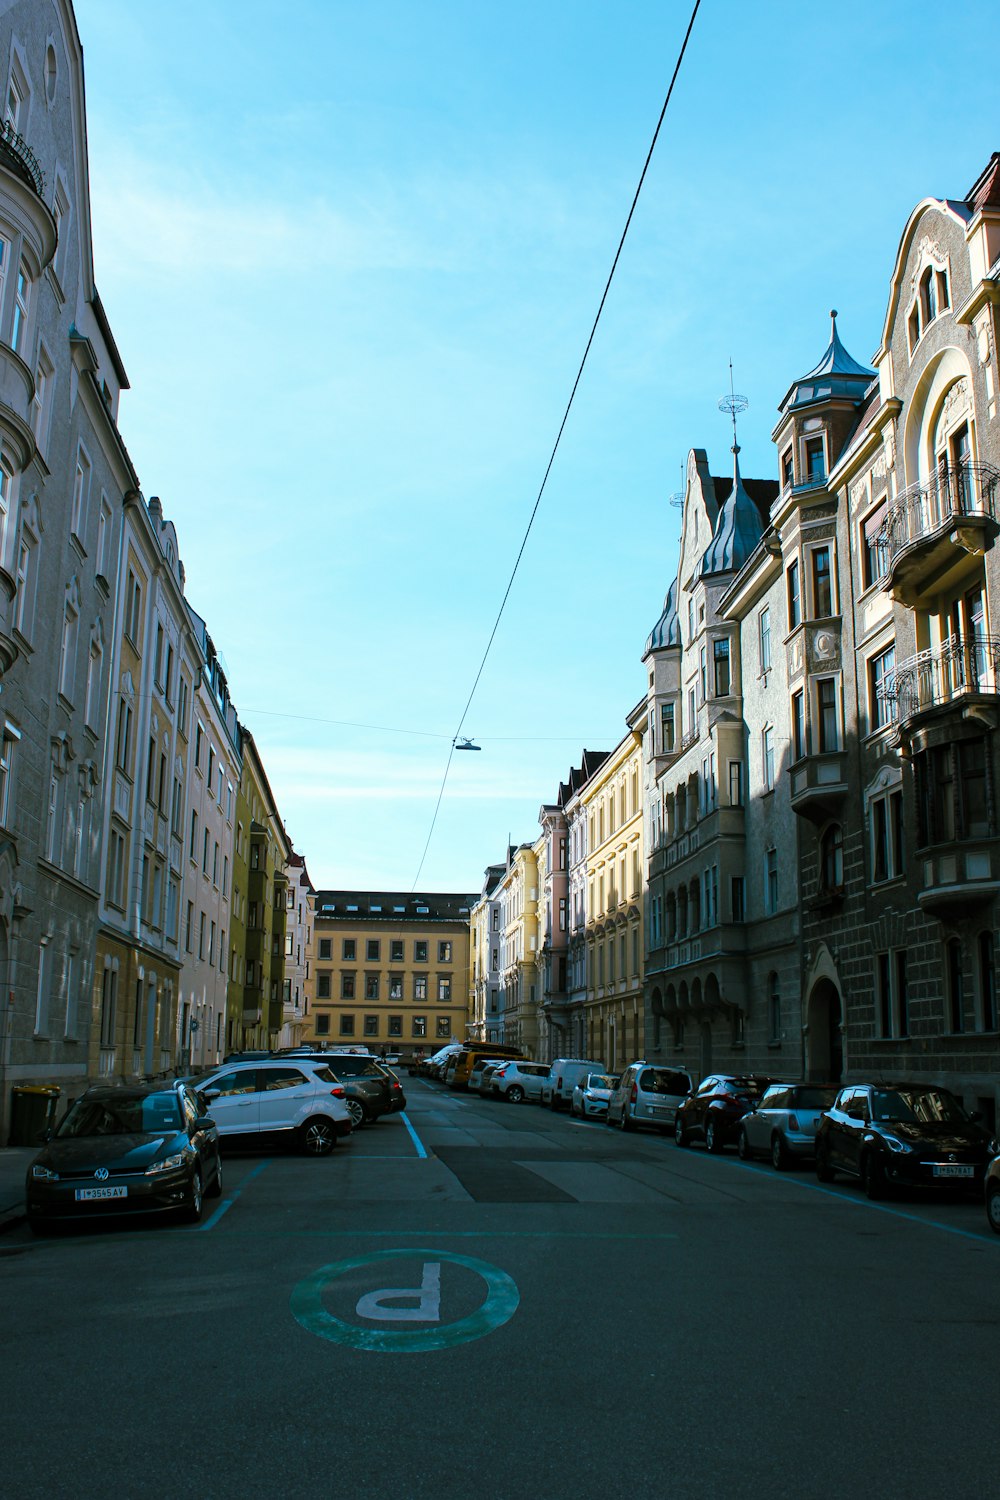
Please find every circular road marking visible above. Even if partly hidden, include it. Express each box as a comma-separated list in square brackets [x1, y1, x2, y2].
[290, 1247, 519, 1353]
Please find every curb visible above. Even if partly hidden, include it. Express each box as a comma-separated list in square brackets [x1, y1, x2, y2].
[0, 1205, 26, 1235]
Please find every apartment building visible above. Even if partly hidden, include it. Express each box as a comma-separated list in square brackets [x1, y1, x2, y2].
[469, 862, 505, 1044]
[280, 850, 314, 1048]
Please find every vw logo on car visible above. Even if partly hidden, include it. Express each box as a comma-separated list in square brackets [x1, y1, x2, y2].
[94, 1167, 109, 1181]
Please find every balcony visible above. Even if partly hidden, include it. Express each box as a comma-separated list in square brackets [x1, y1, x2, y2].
[789, 750, 848, 823]
[882, 464, 1000, 605]
[918, 841, 1000, 916]
[0, 120, 44, 198]
[887, 635, 1000, 729]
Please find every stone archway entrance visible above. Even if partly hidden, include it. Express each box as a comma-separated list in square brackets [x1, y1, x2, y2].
[806, 979, 843, 1083]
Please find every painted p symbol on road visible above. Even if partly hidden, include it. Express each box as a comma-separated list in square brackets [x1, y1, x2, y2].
[355, 1261, 441, 1323]
[291, 1248, 519, 1353]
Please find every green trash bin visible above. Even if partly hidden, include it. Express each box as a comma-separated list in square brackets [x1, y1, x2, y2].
[8, 1085, 61, 1147]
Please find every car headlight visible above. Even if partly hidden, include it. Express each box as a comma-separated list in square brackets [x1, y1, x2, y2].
[988, 1139, 1000, 1158]
[145, 1152, 189, 1176]
[31, 1165, 57, 1181]
[883, 1135, 913, 1154]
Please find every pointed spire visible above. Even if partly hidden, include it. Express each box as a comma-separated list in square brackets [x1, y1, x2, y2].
[701, 380, 764, 580]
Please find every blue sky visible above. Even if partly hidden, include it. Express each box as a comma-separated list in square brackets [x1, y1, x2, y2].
[78, 0, 1000, 893]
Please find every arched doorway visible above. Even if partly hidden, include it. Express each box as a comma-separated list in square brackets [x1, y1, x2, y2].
[806, 979, 843, 1083]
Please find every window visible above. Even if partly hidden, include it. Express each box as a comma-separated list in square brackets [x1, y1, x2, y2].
[388, 1015, 402, 1038]
[319, 939, 331, 960]
[98, 961, 117, 1050]
[660, 702, 675, 754]
[876, 953, 891, 1037]
[816, 678, 839, 753]
[339, 1015, 356, 1037]
[804, 436, 825, 482]
[414, 940, 428, 962]
[979, 932, 997, 1032]
[762, 726, 775, 791]
[31, 345, 54, 453]
[84, 631, 103, 728]
[781, 447, 794, 489]
[787, 560, 801, 628]
[768, 974, 781, 1043]
[194, 723, 204, 771]
[764, 847, 778, 914]
[11, 258, 29, 355]
[438, 941, 452, 962]
[366, 939, 380, 962]
[58, 591, 78, 702]
[871, 788, 903, 883]
[811, 546, 833, 617]
[713, 638, 730, 696]
[869, 645, 896, 731]
[315, 1013, 330, 1037]
[820, 824, 844, 890]
[44, 772, 60, 862]
[317, 973, 331, 999]
[390, 939, 404, 962]
[947, 938, 965, 1034]
[920, 265, 937, 326]
[917, 741, 991, 846]
[862, 502, 888, 588]
[437, 977, 451, 1001]
[389, 975, 403, 1000]
[413, 1015, 427, 1038]
[365, 974, 380, 1001]
[108, 827, 127, 908]
[185, 901, 194, 952]
[13, 521, 36, 640]
[342, 939, 356, 961]
[699, 645, 707, 704]
[731, 876, 745, 923]
[414, 975, 427, 1001]
[436, 1016, 451, 1039]
[124, 568, 142, 644]
[792, 689, 806, 761]
[340, 973, 355, 999]
[759, 606, 772, 673]
[0, 725, 15, 826]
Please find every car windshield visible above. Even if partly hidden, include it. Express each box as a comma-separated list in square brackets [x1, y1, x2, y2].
[791, 1087, 837, 1110]
[872, 1088, 968, 1124]
[311, 1066, 337, 1083]
[586, 1075, 615, 1090]
[56, 1093, 184, 1137]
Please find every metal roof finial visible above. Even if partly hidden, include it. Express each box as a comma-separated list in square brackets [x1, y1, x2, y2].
[718, 359, 748, 459]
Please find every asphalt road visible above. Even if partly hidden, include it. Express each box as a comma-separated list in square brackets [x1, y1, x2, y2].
[2, 1076, 998, 1500]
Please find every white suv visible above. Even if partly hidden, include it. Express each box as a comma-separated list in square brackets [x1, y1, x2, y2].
[490, 1060, 551, 1103]
[191, 1059, 353, 1155]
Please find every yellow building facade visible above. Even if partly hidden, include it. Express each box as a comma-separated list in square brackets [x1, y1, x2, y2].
[582, 723, 645, 1071]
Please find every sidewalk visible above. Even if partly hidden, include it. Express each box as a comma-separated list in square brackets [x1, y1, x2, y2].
[0, 1148, 32, 1234]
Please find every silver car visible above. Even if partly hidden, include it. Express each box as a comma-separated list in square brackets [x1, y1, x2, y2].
[737, 1082, 837, 1169]
[607, 1063, 692, 1133]
[469, 1057, 506, 1094]
[490, 1060, 551, 1103]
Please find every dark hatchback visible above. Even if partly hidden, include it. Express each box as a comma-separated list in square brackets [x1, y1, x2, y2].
[26, 1083, 223, 1232]
[279, 1051, 405, 1124]
[815, 1082, 996, 1199]
[674, 1073, 773, 1153]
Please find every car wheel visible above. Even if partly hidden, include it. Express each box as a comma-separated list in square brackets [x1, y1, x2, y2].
[207, 1155, 223, 1199]
[986, 1181, 1000, 1236]
[182, 1168, 203, 1224]
[550, 1097, 561, 1112]
[737, 1127, 752, 1162]
[298, 1116, 336, 1156]
[346, 1098, 366, 1130]
[506, 1085, 525, 1103]
[815, 1142, 835, 1182]
[862, 1152, 886, 1200]
[674, 1115, 688, 1148]
[771, 1133, 790, 1171]
[706, 1117, 724, 1154]
[620, 1105, 636, 1133]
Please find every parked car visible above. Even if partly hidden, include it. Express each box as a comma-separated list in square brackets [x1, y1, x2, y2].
[449, 1046, 524, 1090]
[381, 1067, 407, 1113]
[490, 1060, 551, 1103]
[985, 1155, 1000, 1235]
[477, 1062, 506, 1097]
[737, 1083, 837, 1168]
[542, 1058, 606, 1111]
[607, 1064, 693, 1133]
[571, 1073, 619, 1120]
[26, 1082, 223, 1232]
[469, 1057, 507, 1093]
[190, 1059, 352, 1155]
[674, 1074, 772, 1152]
[278, 1051, 398, 1128]
[814, 1081, 995, 1199]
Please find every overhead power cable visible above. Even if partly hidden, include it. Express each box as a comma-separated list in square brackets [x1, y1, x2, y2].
[410, 0, 703, 890]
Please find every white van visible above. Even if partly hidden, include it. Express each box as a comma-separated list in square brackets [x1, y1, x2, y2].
[542, 1057, 606, 1111]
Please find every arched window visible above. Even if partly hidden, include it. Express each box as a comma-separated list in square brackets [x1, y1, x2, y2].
[920, 265, 937, 327]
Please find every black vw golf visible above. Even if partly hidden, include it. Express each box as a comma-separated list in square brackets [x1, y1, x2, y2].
[26, 1082, 223, 1231]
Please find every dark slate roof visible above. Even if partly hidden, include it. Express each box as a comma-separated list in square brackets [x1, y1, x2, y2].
[313, 891, 476, 920]
[777, 312, 875, 416]
[967, 152, 1000, 212]
[645, 576, 680, 654]
[558, 749, 611, 804]
[700, 449, 766, 578]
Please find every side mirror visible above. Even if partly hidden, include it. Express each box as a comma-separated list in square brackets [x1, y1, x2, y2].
[201, 1088, 221, 1103]
[195, 1115, 216, 1131]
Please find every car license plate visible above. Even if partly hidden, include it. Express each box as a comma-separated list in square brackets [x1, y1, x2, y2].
[931, 1164, 974, 1179]
[74, 1185, 127, 1201]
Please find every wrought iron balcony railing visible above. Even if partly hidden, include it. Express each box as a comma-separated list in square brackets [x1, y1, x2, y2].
[882, 463, 1000, 564]
[881, 634, 1000, 722]
[0, 119, 44, 198]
